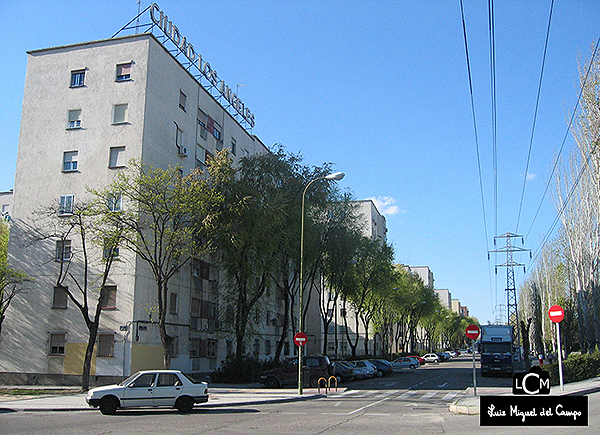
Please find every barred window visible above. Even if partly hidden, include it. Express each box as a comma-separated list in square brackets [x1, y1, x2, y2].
[97, 333, 115, 357]
[49, 333, 66, 355]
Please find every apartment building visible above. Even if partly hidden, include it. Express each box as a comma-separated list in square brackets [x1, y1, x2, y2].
[0, 31, 270, 381]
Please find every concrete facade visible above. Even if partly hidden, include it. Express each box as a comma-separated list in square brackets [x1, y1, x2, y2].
[0, 33, 273, 380]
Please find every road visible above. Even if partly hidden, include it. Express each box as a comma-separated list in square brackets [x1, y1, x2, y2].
[0, 356, 597, 435]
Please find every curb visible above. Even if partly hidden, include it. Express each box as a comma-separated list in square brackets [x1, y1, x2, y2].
[0, 392, 324, 413]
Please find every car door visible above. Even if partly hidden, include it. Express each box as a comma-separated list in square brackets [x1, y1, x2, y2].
[121, 372, 156, 408]
[154, 373, 184, 406]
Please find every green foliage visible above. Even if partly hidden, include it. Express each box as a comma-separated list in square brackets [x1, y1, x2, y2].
[210, 354, 281, 384]
[541, 352, 600, 385]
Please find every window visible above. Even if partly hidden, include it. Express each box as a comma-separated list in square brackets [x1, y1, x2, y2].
[207, 339, 217, 358]
[157, 373, 182, 387]
[192, 259, 210, 280]
[106, 192, 122, 212]
[58, 195, 74, 215]
[131, 373, 155, 388]
[189, 338, 200, 357]
[102, 238, 120, 260]
[179, 91, 187, 111]
[116, 63, 132, 81]
[67, 109, 81, 129]
[109, 146, 126, 168]
[191, 298, 200, 330]
[175, 124, 184, 150]
[169, 293, 177, 315]
[97, 333, 115, 357]
[265, 340, 271, 356]
[70, 70, 85, 87]
[49, 333, 66, 355]
[63, 151, 78, 172]
[100, 285, 117, 309]
[52, 286, 68, 309]
[230, 138, 236, 155]
[197, 110, 208, 140]
[112, 104, 128, 124]
[55, 240, 72, 262]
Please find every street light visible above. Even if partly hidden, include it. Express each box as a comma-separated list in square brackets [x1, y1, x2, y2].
[298, 171, 345, 395]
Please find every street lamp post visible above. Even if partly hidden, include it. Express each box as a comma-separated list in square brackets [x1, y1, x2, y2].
[298, 171, 344, 395]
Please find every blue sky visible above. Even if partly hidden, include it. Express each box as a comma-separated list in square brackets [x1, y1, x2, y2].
[1, 1, 598, 324]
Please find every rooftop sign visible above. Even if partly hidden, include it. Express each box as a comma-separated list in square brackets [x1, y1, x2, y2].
[149, 3, 255, 128]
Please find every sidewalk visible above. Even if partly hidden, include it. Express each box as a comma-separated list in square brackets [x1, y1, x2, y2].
[449, 376, 600, 415]
[0, 384, 336, 413]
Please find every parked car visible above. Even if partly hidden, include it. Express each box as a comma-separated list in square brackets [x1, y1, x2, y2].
[407, 355, 425, 365]
[447, 350, 458, 358]
[390, 357, 420, 372]
[86, 370, 209, 415]
[369, 359, 394, 377]
[259, 355, 334, 388]
[423, 353, 441, 363]
[436, 352, 451, 361]
[333, 361, 356, 382]
[350, 360, 377, 378]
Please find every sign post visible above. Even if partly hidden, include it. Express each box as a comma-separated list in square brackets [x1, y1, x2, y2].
[549, 305, 565, 391]
[466, 324, 481, 396]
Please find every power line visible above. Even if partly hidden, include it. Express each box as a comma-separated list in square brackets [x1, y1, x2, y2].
[515, 0, 555, 234]
[529, 38, 600, 263]
[524, 37, 600, 245]
[459, 0, 494, 314]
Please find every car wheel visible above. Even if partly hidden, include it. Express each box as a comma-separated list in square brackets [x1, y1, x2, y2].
[175, 396, 194, 413]
[99, 396, 118, 415]
[376, 370, 383, 378]
[409, 364, 416, 369]
[264, 377, 280, 389]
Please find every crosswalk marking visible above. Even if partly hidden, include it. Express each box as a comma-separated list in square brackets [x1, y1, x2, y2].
[441, 392, 458, 401]
[420, 391, 437, 399]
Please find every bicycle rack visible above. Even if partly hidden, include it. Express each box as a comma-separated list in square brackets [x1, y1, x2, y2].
[317, 376, 339, 394]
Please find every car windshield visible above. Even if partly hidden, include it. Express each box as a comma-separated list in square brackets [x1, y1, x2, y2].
[118, 372, 141, 386]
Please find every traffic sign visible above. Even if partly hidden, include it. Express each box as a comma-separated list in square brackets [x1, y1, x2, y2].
[465, 324, 481, 340]
[294, 332, 308, 347]
[549, 305, 565, 323]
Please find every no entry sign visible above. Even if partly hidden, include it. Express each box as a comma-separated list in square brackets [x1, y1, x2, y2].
[294, 332, 308, 347]
[549, 305, 565, 323]
[465, 324, 481, 340]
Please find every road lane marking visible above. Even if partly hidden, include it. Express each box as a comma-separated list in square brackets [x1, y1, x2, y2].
[442, 392, 457, 401]
[398, 390, 417, 400]
[421, 391, 437, 399]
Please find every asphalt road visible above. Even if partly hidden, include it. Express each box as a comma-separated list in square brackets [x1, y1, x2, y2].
[0, 356, 596, 435]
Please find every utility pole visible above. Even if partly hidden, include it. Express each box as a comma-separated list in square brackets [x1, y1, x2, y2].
[489, 233, 531, 350]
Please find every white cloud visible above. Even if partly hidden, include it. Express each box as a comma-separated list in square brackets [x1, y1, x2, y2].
[527, 172, 537, 181]
[369, 196, 405, 216]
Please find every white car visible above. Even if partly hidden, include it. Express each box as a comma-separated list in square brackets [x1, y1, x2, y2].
[390, 357, 420, 372]
[86, 370, 209, 414]
[423, 353, 441, 363]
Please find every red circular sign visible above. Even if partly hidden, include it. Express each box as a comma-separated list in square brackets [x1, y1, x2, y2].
[465, 324, 481, 340]
[549, 305, 565, 323]
[294, 332, 308, 347]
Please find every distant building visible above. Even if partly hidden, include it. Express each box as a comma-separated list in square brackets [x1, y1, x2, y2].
[354, 199, 387, 243]
[0, 190, 12, 221]
[405, 265, 434, 288]
[435, 289, 452, 310]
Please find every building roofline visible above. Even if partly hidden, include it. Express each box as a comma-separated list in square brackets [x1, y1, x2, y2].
[26, 33, 266, 148]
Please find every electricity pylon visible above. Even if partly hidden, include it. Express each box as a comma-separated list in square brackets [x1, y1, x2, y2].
[489, 233, 531, 348]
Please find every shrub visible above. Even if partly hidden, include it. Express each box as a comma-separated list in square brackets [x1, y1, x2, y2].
[540, 351, 600, 385]
[210, 354, 281, 384]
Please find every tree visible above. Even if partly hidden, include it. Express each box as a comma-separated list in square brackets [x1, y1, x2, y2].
[27, 200, 120, 391]
[94, 159, 223, 368]
[0, 221, 28, 339]
[345, 237, 395, 356]
[207, 150, 295, 361]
